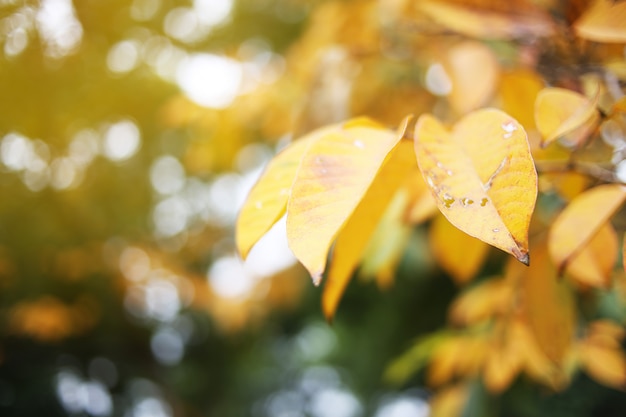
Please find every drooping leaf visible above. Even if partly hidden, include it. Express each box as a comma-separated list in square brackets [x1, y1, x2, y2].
[483, 339, 522, 393]
[429, 214, 489, 285]
[534, 87, 599, 147]
[414, 109, 537, 264]
[574, 0, 626, 43]
[565, 223, 617, 288]
[322, 139, 416, 320]
[518, 244, 576, 364]
[548, 184, 626, 274]
[359, 189, 412, 290]
[236, 125, 336, 259]
[287, 118, 402, 284]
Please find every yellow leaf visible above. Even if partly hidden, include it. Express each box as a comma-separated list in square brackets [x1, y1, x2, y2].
[322, 139, 416, 320]
[499, 68, 545, 130]
[534, 87, 600, 147]
[520, 243, 576, 364]
[429, 383, 468, 417]
[429, 214, 489, 285]
[565, 223, 617, 288]
[549, 184, 626, 274]
[587, 319, 626, 349]
[360, 189, 412, 290]
[236, 125, 335, 259]
[287, 118, 402, 284]
[483, 340, 522, 393]
[579, 343, 626, 389]
[574, 0, 626, 43]
[416, 1, 553, 40]
[414, 109, 537, 264]
[445, 40, 500, 115]
[405, 171, 438, 224]
[449, 278, 511, 325]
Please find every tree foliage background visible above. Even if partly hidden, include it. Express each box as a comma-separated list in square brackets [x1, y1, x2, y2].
[1, 0, 626, 416]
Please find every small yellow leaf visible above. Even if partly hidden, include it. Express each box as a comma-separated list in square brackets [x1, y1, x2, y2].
[287, 118, 402, 284]
[322, 139, 416, 320]
[445, 40, 500, 115]
[535, 87, 599, 147]
[414, 109, 537, 264]
[579, 343, 626, 389]
[236, 125, 334, 259]
[449, 278, 511, 325]
[429, 214, 489, 285]
[499, 68, 545, 130]
[575, 0, 626, 43]
[565, 223, 617, 288]
[549, 184, 626, 274]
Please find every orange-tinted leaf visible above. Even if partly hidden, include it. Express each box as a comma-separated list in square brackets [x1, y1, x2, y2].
[445, 40, 500, 115]
[449, 278, 511, 325]
[322, 139, 416, 320]
[565, 223, 617, 288]
[236, 125, 333, 259]
[429, 214, 489, 284]
[549, 184, 626, 274]
[414, 109, 537, 264]
[575, 0, 626, 43]
[519, 245, 576, 363]
[416, 1, 553, 40]
[287, 118, 402, 284]
[587, 319, 626, 349]
[535, 87, 600, 147]
[428, 336, 486, 386]
[499, 68, 545, 130]
[579, 343, 626, 389]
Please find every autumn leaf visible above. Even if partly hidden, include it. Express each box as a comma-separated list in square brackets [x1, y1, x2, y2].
[236, 124, 336, 259]
[517, 245, 576, 364]
[548, 184, 626, 274]
[449, 278, 511, 325]
[499, 68, 545, 130]
[429, 214, 489, 285]
[534, 87, 600, 147]
[574, 0, 626, 43]
[564, 223, 617, 288]
[287, 118, 403, 284]
[322, 138, 416, 320]
[414, 109, 537, 264]
[444, 40, 500, 115]
[579, 343, 626, 389]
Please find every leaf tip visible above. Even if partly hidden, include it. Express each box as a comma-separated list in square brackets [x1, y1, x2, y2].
[512, 245, 530, 266]
[311, 273, 323, 287]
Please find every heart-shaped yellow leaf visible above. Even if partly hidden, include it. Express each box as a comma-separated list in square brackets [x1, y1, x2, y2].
[414, 109, 537, 264]
[549, 184, 626, 274]
[287, 119, 403, 284]
[535, 87, 599, 147]
[575, 0, 626, 43]
[322, 139, 417, 320]
[236, 124, 337, 259]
